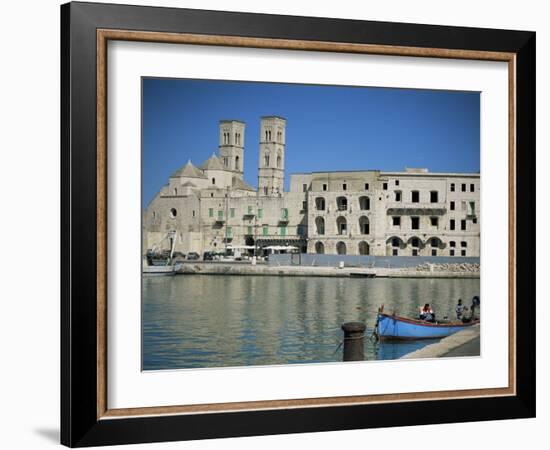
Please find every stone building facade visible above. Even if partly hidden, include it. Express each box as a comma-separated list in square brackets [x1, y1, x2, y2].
[143, 116, 480, 257]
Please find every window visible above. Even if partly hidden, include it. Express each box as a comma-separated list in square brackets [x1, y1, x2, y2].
[431, 249, 437, 256]
[247, 226, 253, 235]
[277, 154, 282, 168]
[469, 201, 476, 215]
[392, 216, 401, 226]
[411, 217, 420, 230]
[226, 227, 233, 238]
[450, 249, 455, 256]
[392, 238, 400, 247]
[279, 226, 287, 236]
[235, 156, 240, 171]
[336, 216, 347, 235]
[337, 197, 348, 211]
[262, 225, 268, 236]
[323, 183, 327, 191]
[248, 206, 254, 215]
[297, 225, 306, 236]
[431, 217, 438, 227]
[302, 183, 307, 192]
[263, 187, 268, 195]
[395, 180, 400, 186]
[315, 197, 326, 211]
[430, 238, 439, 248]
[258, 208, 263, 219]
[210, 192, 214, 197]
[152, 211, 156, 219]
[461, 250, 466, 256]
[412, 249, 419, 256]
[392, 249, 398, 256]
[461, 241, 467, 247]
[461, 220, 466, 231]
[470, 183, 475, 192]
[473, 218, 478, 224]
[212, 178, 216, 185]
[461, 183, 466, 192]
[411, 191, 419, 203]
[170, 208, 177, 218]
[218, 210, 223, 219]
[264, 154, 270, 166]
[315, 217, 325, 235]
[364, 183, 369, 190]
[430, 191, 438, 203]
[450, 183, 455, 192]
[230, 208, 235, 218]
[450, 201, 455, 210]
[281, 208, 289, 219]
[359, 216, 370, 234]
[450, 241, 456, 247]
[192, 210, 195, 217]
[383, 182, 388, 190]
[450, 219, 455, 230]
[174, 188, 177, 195]
[343, 183, 347, 191]
[302, 201, 307, 211]
[208, 208, 213, 217]
[359, 196, 370, 210]
[395, 191, 402, 202]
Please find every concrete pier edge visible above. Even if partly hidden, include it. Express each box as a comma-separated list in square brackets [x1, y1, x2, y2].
[400, 324, 480, 359]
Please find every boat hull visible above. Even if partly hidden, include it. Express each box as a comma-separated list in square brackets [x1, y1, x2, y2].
[142, 263, 183, 276]
[377, 313, 477, 340]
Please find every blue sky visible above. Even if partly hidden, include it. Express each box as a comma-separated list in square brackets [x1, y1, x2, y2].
[142, 78, 479, 207]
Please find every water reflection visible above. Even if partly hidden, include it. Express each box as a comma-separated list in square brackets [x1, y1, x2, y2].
[142, 275, 479, 370]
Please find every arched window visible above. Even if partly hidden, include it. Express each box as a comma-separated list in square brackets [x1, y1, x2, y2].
[264, 152, 270, 166]
[235, 156, 240, 171]
[315, 241, 325, 254]
[359, 196, 370, 210]
[392, 238, 400, 247]
[359, 216, 370, 235]
[336, 196, 348, 211]
[212, 178, 216, 185]
[170, 208, 177, 218]
[277, 152, 282, 168]
[336, 216, 347, 235]
[174, 188, 177, 195]
[315, 217, 325, 235]
[336, 241, 347, 255]
[358, 241, 369, 255]
[315, 197, 326, 211]
[265, 130, 269, 141]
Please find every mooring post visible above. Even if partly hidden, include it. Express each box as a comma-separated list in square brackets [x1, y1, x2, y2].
[341, 322, 366, 362]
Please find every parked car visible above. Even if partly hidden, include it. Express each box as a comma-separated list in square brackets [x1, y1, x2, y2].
[187, 252, 200, 260]
[203, 251, 214, 261]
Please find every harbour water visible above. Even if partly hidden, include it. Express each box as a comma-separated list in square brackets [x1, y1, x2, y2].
[142, 275, 480, 370]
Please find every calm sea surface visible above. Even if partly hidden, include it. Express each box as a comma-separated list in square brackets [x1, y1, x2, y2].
[142, 275, 480, 370]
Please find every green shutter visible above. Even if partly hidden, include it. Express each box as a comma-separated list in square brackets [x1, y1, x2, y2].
[248, 226, 253, 235]
[218, 210, 223, 218]
[263, 226, 268, 236]
[208, 208, 213, 217]
[248, 206, 253, 214]
[230, 208, 235, 218]
[258, 208, 263, 218]
[280, 226, 287, 236]
[282, 208, 288, 219]
[226, 227, 232, 238]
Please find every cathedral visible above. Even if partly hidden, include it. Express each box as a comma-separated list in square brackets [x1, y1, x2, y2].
[143, 116, 480, 257]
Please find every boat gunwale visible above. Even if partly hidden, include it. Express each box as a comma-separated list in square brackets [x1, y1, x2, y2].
[378, 313, 479, 329]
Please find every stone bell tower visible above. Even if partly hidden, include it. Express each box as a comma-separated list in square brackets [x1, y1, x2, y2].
[258, 116, 286, 196]
[218, 120, 245, 179]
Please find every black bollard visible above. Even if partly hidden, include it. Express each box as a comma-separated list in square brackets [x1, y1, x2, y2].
[341, 322, 366, 362]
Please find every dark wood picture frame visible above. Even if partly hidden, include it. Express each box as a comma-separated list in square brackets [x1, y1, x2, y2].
[61, 1, 536, 447]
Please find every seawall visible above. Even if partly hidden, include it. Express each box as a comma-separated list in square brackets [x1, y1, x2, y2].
[176, 262, 479, 278]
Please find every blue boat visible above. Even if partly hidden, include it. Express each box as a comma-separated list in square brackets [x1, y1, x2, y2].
[376, 313, 478, 341]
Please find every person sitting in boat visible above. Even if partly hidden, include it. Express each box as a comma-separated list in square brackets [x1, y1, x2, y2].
[455, 299, 467, 320]
[419, 303, 435, 322]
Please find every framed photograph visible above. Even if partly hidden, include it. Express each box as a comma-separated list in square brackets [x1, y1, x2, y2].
[61, 1, 535, 447]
